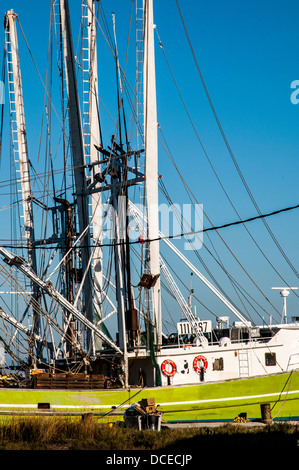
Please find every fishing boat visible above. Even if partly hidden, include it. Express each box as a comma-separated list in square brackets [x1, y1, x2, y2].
[0, 0, 298, 423]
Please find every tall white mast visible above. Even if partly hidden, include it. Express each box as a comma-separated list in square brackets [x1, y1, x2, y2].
[86, 0, 103, 339]
[5, 11, 37, 275]
[60, 0, 94, 346]
[143, 0, 162, 346]
[4, 10, 40, 357]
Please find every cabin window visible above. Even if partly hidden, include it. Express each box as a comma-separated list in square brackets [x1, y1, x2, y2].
[265, 352, 276, 366]
[213, 358, 224, 371]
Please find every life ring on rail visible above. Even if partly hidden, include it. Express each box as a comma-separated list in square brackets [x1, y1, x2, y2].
[193, 355, 208, 373]
[161, 359, 177, 377]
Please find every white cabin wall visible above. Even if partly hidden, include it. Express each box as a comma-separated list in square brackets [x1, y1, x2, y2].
[156, 328, 299, 386]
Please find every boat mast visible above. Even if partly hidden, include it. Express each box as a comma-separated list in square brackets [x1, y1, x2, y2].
[4, 10, 41, 367]
[85, 0, 103, 345]
[143, 0, 162, 346]
[59, 0, 94, 349]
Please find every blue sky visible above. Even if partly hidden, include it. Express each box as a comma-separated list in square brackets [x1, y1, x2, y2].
[0, 0, 299, 328]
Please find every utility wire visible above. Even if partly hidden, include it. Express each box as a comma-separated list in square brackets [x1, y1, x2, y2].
[142, 202, 299, 245]
[1, 201, 298, 249]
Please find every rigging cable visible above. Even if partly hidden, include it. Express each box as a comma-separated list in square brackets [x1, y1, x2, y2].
[158, 178, 279, 324]
[158, 124, 298, 306]
[175, 0, 299, 279]
[154, 39, 299, 330]
[155, 27, 282, 313]
[157, 128, 285, 322]
[155, 27, 298, 299]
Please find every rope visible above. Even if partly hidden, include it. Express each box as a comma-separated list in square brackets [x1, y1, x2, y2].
[271, 370, 295, 419]
[98, 388, 144, 419]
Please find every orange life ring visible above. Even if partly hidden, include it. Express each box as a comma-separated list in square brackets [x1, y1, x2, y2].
[193, 355, 208, 373]
[161, 359, 177, 377]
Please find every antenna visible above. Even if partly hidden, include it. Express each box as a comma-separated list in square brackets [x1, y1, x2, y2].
[271, 287, 298, 323]
[188, 272, 194, 310]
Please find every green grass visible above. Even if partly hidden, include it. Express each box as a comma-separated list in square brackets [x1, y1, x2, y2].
[0, 415, 297, 451]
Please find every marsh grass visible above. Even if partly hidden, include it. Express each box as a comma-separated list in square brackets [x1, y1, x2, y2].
[0, 416, 297, 451]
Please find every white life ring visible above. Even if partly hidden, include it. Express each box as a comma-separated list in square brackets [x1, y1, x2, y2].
[193, 355, 208, 373]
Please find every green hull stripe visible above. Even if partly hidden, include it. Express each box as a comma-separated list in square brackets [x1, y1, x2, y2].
[158, 389, 299, 406]
[0, 388, 298, 410]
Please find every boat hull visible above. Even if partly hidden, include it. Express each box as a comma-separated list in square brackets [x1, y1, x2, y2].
[0, 370, 298, 422]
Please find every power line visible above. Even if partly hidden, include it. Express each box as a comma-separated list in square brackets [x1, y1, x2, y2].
[133, 202, 299, 245]
[1, 201, 298, 249]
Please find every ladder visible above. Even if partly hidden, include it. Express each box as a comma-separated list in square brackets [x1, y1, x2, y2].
[5, 10, 42, 349]
[135, 0, 144, 151]
[80, 0, 93, 233]
[5, 11, 37, 276]
[5, 16, 31, 246]
[81, 0, 91, 166]
[238, 348, 250, 377]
